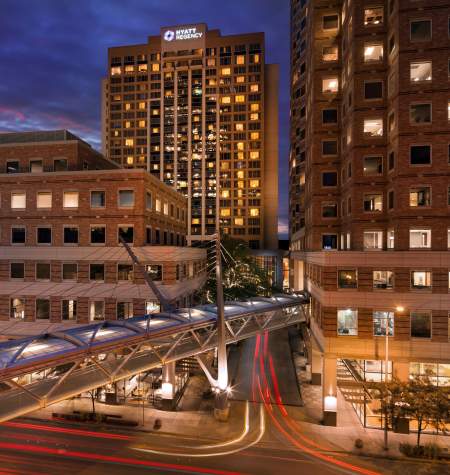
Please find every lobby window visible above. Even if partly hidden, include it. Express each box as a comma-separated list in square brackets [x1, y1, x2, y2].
[410, 103, 431, 124]
[322, 109, 338, 124]
[323, 14, 339, 30]
[322, 203, 337, 218]
[11, 226, 26, 245]
[364, 7, 383, 26]
[10, 298, 25, 320]
[117, 302, 133, 320]
[338, 270, 357, 289]
[37, 227, 52, 245]
[11, 192, 26, 209]
[322, 171, 337, 187]
[410, 61, 432, 82]
[53, 159, 68, 172]
[10, 262, 24, 279]
[373, 271, 393, 289]
[322, 77, 338, 93]
[364, 43, 383, 62]
[337, 309, 358, 336]
[118, 226, 133, 244]
[409, 229, 431, 248]
[363, 194, 383, 212]
[411, 311, 431, 338]
[6, 161, 19, 173]
[322, 140, 337, 156]
[364, 231, 383, 250]
[387, 229, 395, 249]
[37, 191, 52, 209]
[363, 119, 383, 137]
[410, 145, 431, 165]
[364, 81, 383, 100]
[118, 264, 133, 281]
[62, 300, 77, 321]
[91, 191, 105, 208]
[63, 191, 79, 209]
[30, 160, 43, 173]
[63, 226, 79, 245]
[373, 311, 394, 337]
[411, 271, 432, 290]
[118, 190, 135, 208]
[89, 301, 105, 321]
[36, 299, 50, 320]
[322, 46, 338, 62]
[409, 187, 431, 207]
[90, 226, 106, 245]
[363, 156, 382, 175]
[36, 263, 50, 281]
[62, 263, 77, 281]
[322, 234, 337, 250]
[90, 264, 105, 282]
[146, 264, 162, 281]
[410, 19, 431, 42]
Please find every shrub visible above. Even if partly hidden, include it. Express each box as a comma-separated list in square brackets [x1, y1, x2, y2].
[354, 439, 364, 449]
[399, 442, 441, 459]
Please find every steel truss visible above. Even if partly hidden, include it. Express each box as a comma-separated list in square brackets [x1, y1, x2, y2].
[0, 298, 307, 422]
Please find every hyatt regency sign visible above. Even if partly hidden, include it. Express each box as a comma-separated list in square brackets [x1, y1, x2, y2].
[161, 24, 206, 52]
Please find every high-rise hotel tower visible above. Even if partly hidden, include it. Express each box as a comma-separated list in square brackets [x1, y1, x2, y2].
[102, 24, 279, 249]
[290, 0, 450, 427]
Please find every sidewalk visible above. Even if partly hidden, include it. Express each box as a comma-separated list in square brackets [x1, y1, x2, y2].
[292, 352, 450, 458]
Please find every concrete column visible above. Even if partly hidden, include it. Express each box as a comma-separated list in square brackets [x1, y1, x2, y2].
[161, 361, 176, 410]
[393, 361, 410, 382]
[322, 357, 337, 426]
[311, 347, 322, 385]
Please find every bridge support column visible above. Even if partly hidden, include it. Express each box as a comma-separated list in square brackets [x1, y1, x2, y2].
[161, 362, 176, 410]
[322, 357, 337, 426]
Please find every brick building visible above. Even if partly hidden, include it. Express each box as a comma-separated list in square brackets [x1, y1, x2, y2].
[0, 130, 206, 337]
[290, 0, 450, 426]
[101, 23, 279, 250]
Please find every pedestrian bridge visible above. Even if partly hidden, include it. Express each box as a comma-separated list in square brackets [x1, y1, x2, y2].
[0, 293, 308, 422]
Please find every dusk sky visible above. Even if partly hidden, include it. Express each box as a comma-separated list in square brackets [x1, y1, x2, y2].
[0, 0, 290, 237]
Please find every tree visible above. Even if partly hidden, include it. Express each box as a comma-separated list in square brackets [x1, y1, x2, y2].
[374, 378, 409, 433]
[430, 385, 450, 436]
[197, 235, 278, 303]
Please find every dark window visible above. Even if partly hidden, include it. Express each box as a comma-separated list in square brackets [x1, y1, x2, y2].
[338, 270, 357, 289]
[323, 14, 338, 30]
[410, 145, 431, 165]
[146, 192, 152, 210]
[37, 227, 52, 244]
[90, 264, 105, 281]
[36, 299, 50, 319]
[155, 229, 160, 244]
[322, 203, 337, 218]
[30, 160, 43, 173]
[6, 161, 19, 173]
[388, 190, 394, 209]
[91, 191, 105, 208]
[322, 234, 337, 250]
[91, 226, 106, 244]
[62, 263, 77, 281]
[11, 227, 26, 244]
[36, 263, 50, 280]
[10, 263, 24, 279]
[146, 264, 162, 281]
[388, 151, 395, 170]
[64, 227, 79, 244]
[322, 140, 337, 155]
[118, 226, 134, 243]
[54, 159, 68, 171]
[363, 156, 382, 175]
[146, 227, 152, 244]
[410, 103, 431, 124]
[322, 172, 337, 186]
[411, 312, 431, 338]
[410, 20, 431, 42]
[322, 109, 338, 124]
[62, 300, 77, 320]
[118, 264, 133, 281]
[364, 81, 383, 99]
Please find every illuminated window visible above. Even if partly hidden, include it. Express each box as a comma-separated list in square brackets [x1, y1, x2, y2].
[138, 63, 147, 72]
[111, 66, 121, 76]
[236, 76, 245, 83]
[155, 198, 161, 212]
[364, 231, 383, 250]
[221, 96, 231, 104]
[409, 229, 431, 248]
[235, 95, 245, 103]
[322, 77, 338, 93]
[236, 152, 244, 160]
[364, 194, 383, 212]
[125, 65, 134, 73]
[234, 218, 244, 226]
[411, 271, 432, 290]
[126, 156, 134, 165]
[138, 102, 146, 110]
[125, 103, 131, 111]
[364, 7, 383, 26]
[236, 170, 244, 179]
[37, 192, 52, 209]
[125, 138, 134, 146]
[221, 190, 230, 198]
[220, 208, 231, 217]
[250, 113, 259, 120]
[163, 202, 169, 215]
[236, 55, 245, 65]
[125, 121, 131, 129]
[250, 208, 259, 217]
[138, 120, 146, 127]
[235, 123, 244, 131]
[237, 142, 244, 151]
[322, 46, 338, 62]
[151, 63, 160, 72]
[410, 61, 432, 82]
[221, 67, 231, 75]
[207, 58, 215, 66]
[63, 191, 79, 209]
[409, 187, 431, 207]
[337, 309, 358, 336]
[363, 118, 383, 137]
[364, 43, 383, 62]
[250, 84, 259, 92]
[253, 54, 260, 64]
[250, 103, 260, 111]
[250, 180, 260, 188]
[250, 132, 260, 140]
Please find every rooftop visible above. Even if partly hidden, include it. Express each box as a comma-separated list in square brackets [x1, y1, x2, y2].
[0, 129, 92, 147]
